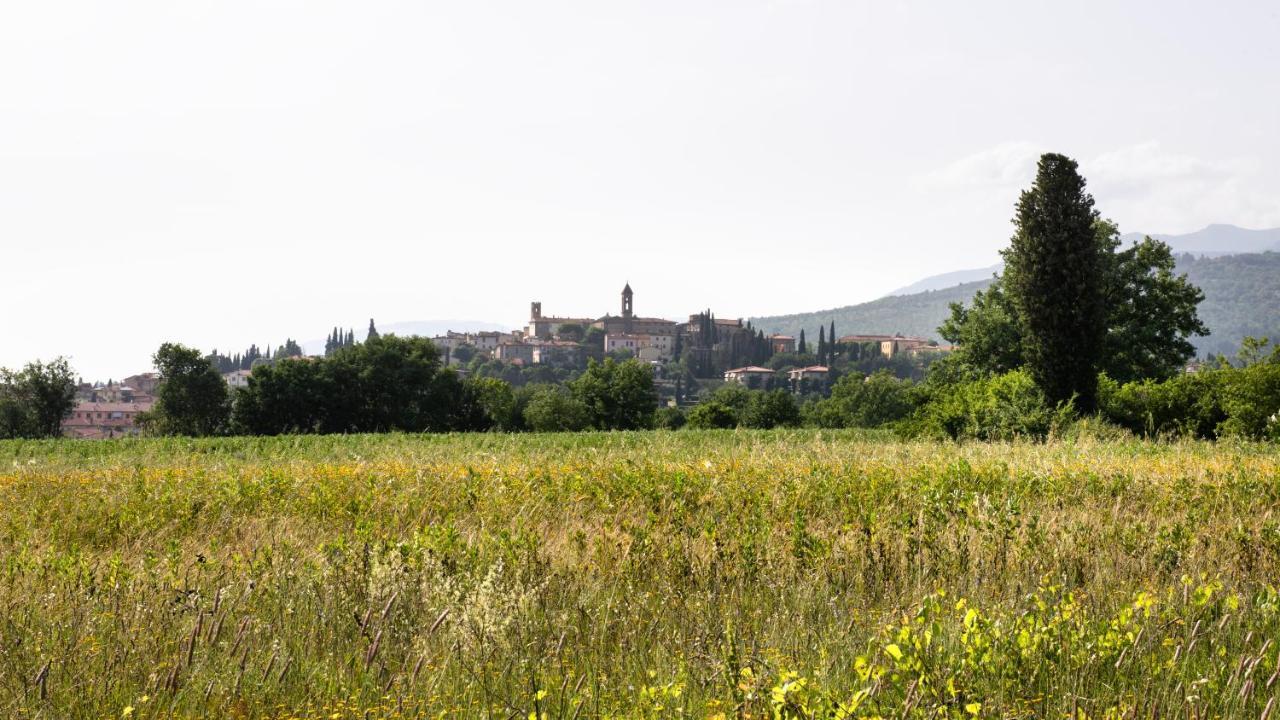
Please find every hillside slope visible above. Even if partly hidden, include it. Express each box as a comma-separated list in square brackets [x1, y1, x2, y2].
[753, 252, 1280, 357]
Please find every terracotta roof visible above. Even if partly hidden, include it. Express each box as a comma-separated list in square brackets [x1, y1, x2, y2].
[70, 402, 152, 413]
[724, 366, 773, 374]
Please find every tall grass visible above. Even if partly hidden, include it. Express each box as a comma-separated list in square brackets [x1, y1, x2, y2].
[1, 430, 1279, 718]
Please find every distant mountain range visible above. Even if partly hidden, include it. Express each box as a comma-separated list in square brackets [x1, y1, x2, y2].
[754, 227, 1280, 358]
[882, 224, 1280, 297]
[1126, 224, 1280, 256]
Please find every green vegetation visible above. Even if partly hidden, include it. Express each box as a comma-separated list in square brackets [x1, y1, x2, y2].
[752, 252, 1280, 361]
[0, 357, 77, 439]
[1001, 153, 1109, 410]
[3, 431, 1280, 718]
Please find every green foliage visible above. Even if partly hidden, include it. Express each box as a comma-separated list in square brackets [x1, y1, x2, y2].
[1180, 252, 1280, 357]
[0, 358, 77, 439]
[939, 281, 1022, 376]
[908, 369, 1073, 441]
[807, 371, 919, 429]
[144, 343, 231, 436]
[1002, 153, 1107, 410]
[1100, 230, 1208, 383]
[1098, 371, 1227, 439]
[568, 358, 657, 431]
[451, 343, 478, 364]
[757, 251, 1280, 363]
[685, 400, 738, 429]
[653, 405, 687, 430]
[465, 376, 518, 431]
[555, 322, 585, 342]
[521, 385, 591, 432]
[943, 221, 1206, 393]
[1219, 361, 1280, 440]
[232, 336, 460, 435]
[1098, 344, 1280, 441]
[742, 389, 801, 429]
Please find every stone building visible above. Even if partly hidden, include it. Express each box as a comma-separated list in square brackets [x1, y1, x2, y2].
[527, 284, 678, 341]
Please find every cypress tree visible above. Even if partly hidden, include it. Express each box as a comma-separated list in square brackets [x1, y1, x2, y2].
[798, 329, 807, 355]
[1003, 153, 1107, 411]
[366, 319, 379, 342]
[828, 321, 836, 363]
[818, 326, 826, 365]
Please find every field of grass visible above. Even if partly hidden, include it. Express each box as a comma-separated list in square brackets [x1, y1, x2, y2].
[2, 431, 1280, 718]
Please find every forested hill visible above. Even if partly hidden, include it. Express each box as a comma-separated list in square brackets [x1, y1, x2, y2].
[1183, 252, 1280, 356]
[752, 252, 1280, 357]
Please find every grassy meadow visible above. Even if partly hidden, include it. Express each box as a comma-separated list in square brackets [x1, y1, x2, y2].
[2, 430, 1280, 718]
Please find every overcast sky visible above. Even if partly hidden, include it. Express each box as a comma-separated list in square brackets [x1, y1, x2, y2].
[4, 1, 1279, 380]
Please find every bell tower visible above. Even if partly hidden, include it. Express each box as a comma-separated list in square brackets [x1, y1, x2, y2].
[621, 283, 633, 319]
[531, 301, 542, 320]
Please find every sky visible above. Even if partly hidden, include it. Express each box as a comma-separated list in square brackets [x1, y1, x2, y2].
[3, 1, 1279, 381]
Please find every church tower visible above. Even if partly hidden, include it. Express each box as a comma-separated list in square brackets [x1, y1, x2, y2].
[621, 283, 634, 333]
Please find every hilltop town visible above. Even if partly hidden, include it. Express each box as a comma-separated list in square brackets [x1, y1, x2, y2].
[62, 283, 945, 439]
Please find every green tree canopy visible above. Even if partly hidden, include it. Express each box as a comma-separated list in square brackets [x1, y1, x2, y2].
[0, 357, 78, 439]
[942, 229, 1207, 386]
[1002, 153, 1107, 410]
[145, 343, 231, 436]
[522, 385, 591, 432]
[569, 358, 657, 430]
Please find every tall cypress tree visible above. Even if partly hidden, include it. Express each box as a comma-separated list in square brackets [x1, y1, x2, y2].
[817, 326, 826, 365]
[798, 329, 807, 355]
[1002, 153, 1107, 411]
[828, 321, 836, 363]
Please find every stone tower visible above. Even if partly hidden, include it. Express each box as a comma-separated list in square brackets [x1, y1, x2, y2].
[531, 301, 542, 320]
[621, 283, 634, 333]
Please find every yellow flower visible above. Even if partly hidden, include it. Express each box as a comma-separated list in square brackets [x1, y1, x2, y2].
[122, 707, 134, 718]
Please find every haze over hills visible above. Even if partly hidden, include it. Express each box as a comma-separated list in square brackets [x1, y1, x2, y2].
[882, 224, 1280, 298]
[754, 251, 1280, 359]
[1125, 224, 1280, 256]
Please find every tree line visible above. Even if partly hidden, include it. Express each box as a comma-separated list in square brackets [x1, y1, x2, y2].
[141, 337, 661, 436]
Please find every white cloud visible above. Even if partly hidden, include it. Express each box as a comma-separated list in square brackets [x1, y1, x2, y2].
[1088, 142, 1280, 233]
[923, 141, 1041, 190]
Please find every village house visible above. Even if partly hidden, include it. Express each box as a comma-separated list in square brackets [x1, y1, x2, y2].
[769, 335, 796, 354]
[787, 365, 829, 384]
[531, 341, 585, 367]
[223, 369, 252, 389]
[604, 332, 675, 361]
[494, 342, 535, 365]
[723, 366, 775, 388]
[62, 401, 152, 440]
[838, 334, 935, 358]
[76, 380, 153, 404]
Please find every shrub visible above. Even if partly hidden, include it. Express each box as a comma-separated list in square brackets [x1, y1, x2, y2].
[686, 401, 737, 429]
[808, 371, 919, 429]
[907, 369, 1073, 441]
[1219, 362, 1280, 440]
[521, 386, 591, 432]
[654, 405, 687, 430]
[1098, 371, 1227, 439]
[742, 390, 801, 429]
